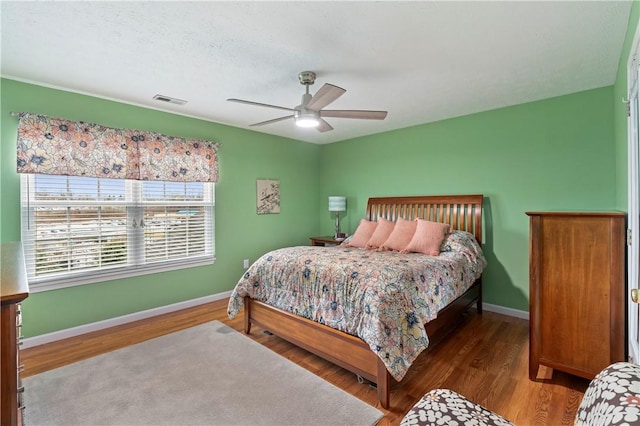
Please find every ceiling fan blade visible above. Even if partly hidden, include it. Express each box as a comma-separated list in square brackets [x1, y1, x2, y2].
[228, 98, 294, 112]
[320, 110, 388, 120]
[306, 84, 346, 111]
[316, 118, 334, 133]
[250, 115, 294, 127]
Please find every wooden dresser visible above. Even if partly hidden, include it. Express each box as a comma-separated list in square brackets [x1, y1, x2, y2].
[1, 242, 29, 426]
[527, 212, 626, 381]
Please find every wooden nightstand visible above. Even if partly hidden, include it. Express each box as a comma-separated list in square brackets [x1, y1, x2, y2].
[309, 236, 343, 246]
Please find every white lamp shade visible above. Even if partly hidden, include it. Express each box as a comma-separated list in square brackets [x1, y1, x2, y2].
[328, 196, 346, 212]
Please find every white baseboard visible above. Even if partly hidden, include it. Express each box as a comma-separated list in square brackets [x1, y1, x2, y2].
[22, 291, 232, 349]
[483, 302, 529, 320]
[23, 294, 529, 349]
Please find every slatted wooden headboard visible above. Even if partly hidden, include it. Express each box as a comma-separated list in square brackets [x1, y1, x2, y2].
[365, 194, 484, 244]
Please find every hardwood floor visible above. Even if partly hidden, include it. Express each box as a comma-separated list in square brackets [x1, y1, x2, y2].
[21, 299, 590, 425]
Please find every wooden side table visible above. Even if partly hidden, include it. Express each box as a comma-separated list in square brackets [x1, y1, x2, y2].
[309, 236, 343, 247]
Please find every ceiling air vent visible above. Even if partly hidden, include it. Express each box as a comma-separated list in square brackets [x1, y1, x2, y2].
[153, 94, 187, 105]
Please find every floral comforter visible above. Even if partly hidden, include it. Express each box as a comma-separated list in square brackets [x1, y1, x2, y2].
[227, 230, 487, 381]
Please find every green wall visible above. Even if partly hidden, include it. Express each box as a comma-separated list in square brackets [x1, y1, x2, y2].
[1, 78, 321, 337]
[319, 87, 617, 311]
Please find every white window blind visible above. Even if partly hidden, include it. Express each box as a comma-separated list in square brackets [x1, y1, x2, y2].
[21, 174, 215, 291]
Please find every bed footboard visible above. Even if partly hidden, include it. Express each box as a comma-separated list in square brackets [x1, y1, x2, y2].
[243, 279, 481, 409]
[244, 295, 391, 407]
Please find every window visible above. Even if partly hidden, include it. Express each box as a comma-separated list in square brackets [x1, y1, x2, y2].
[21, 174, 215, 291]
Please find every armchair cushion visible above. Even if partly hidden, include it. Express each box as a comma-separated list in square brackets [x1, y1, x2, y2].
[399, 388, 514, 426]
[575, 362, 640, 425]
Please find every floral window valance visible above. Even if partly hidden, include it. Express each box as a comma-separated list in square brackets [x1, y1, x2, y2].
[16, 113, 220, 182]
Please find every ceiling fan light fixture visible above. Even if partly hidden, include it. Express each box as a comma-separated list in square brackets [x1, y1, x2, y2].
[294, 111, 320, 128]
[296, 116, 320, 128]
[228, 71, 387, 132]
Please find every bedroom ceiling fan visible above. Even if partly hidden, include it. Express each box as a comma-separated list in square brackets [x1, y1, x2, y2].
[227, 71, 388, 132]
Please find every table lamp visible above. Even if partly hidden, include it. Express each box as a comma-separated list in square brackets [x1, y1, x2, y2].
[328, 196, 347, 239]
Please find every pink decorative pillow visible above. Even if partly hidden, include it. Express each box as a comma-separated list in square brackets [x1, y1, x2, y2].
[365, 218, 395, 249]
[381, 218, 418, 252]
[343, 219, 378, 248]
[402, 219, 451, 256]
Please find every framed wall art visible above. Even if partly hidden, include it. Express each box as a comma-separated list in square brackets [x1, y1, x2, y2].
[256, 179, 280, 214]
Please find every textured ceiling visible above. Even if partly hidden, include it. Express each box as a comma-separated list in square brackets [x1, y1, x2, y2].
[0, 1, 632, 144]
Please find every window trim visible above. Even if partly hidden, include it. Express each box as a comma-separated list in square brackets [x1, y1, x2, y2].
[20, 175, 216, 293]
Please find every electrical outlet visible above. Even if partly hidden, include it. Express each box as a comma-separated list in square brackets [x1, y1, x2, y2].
[243, 259, 250, 269]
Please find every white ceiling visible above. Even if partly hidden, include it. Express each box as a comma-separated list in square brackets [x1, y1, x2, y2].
[0, 1, 632, 144]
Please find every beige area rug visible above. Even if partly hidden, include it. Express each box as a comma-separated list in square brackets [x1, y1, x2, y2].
[23, 320, 383, 426]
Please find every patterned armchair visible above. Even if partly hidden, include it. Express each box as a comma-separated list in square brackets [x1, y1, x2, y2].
[400, 362, 640, 426]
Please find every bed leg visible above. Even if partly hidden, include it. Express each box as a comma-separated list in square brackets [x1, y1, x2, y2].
[243, 297, 252, 334]
[377, 359, 390, 409]
[476, 279, 483, 315]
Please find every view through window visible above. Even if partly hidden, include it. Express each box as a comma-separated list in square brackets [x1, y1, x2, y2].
[20, 174, 215, 290]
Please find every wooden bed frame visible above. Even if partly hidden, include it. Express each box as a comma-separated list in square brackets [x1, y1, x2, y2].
[243, 194, 484, 408]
